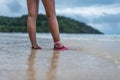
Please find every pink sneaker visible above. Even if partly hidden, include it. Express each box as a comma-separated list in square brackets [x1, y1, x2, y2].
[54, 45, 68, 51]
[54, 41, 68, 51]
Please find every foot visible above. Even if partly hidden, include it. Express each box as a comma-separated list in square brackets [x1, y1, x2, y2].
[54, 41, 68, 51]
[32, 45, 42, 50]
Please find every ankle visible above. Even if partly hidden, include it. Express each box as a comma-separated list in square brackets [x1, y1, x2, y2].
[54, 41, 61, 45]
[54, 41, 63, 48]
[32, 44, 39, 48]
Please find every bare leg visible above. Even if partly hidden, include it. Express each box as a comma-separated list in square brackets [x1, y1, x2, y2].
[27, 0, 39, 48]
[42, 0, 60, 42]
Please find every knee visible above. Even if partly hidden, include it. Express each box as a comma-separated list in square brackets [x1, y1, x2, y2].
[46, 12, 56, 19]
[28, 12, 37, 19]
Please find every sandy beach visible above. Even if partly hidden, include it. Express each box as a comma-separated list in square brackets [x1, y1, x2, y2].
[0, 33, 120, 80]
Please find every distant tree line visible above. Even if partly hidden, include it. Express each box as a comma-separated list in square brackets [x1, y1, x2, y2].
[0, 14, 103, 34]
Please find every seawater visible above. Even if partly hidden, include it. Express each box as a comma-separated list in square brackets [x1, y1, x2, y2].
[0, 33, 120, 42]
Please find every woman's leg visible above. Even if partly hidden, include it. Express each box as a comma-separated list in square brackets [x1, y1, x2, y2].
[42, 0, 68, 50]
[42, 0, 60, 42]
[27, 0, 40, 48]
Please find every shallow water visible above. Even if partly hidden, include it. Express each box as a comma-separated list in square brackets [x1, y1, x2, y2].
[0, 33, 120, 80]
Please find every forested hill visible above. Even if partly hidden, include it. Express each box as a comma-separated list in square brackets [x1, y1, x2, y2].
[0, 14, 103, 34]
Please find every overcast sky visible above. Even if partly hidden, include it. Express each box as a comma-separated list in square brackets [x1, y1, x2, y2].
[0, 0, 120, 34]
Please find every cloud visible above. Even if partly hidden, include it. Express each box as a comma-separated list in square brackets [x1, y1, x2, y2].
[7, 0, 22, 13]
[89, 23, 120, 34]
[92, 14, 120, 23]
[0, 0, 27, 16]
[0, 1, 9, 15]
[56, 0, 120, 7]
[56, 4, 120, 18]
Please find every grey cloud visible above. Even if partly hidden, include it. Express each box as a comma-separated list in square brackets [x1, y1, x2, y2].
[56, 0, 119, 7]
[90, 14, 120, 34]
[7, 0, 23, 13]
[101, 23, 120, 34]
[92, 14, 120, 23]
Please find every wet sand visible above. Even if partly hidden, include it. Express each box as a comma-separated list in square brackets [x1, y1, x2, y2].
[0, 34, 120, 80]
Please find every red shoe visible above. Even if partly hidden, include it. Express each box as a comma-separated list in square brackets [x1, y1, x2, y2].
[32, 46, 42, 50]
[53, 41, 68, 51]
[54, 45, 68, 51]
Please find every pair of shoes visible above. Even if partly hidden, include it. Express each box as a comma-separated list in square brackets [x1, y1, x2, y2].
[54, 45, 68, 51]
[32, 46, 42, 50]
[31, 46, 68, 50]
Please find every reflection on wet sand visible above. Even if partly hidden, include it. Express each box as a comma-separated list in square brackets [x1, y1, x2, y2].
[27, 49, 37, 80]
[27, 50, 60, 80]
[47, 51, 60, 80]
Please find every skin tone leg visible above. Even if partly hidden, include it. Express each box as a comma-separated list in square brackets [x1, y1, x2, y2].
[27, 0, 39, 48]
[42, 0, 63, 47]
[27, 0, 64, 48]
[42, 0, 60, 42]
